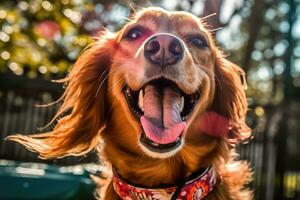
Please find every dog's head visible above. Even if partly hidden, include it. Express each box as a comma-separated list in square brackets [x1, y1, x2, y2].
[8, 7, 250, 161]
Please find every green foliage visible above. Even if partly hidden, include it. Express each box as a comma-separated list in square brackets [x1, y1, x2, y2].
[0, 0, 132, 79]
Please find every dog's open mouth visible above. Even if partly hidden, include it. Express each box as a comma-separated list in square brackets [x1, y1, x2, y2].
[123, 78, 200, 153]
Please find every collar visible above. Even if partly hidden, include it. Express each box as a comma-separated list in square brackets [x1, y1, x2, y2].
[112, 167, 217, 200]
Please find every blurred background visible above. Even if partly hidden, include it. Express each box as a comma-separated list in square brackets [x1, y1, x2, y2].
[0, 0, 299, 199]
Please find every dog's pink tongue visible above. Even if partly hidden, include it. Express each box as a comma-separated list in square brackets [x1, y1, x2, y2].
[140, 85, 186, 144]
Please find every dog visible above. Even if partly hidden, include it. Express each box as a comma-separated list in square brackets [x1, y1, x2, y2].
[8, 7, 253, 200]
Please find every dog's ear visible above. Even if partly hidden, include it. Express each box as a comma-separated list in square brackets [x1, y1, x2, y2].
[212, 52, 251, 143]
[7, 31, 115, 159]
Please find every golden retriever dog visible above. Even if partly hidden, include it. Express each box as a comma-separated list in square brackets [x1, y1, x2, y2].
[8, 7, 252, 200]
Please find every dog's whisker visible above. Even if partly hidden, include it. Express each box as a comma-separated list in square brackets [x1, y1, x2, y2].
[200, 13, 217, 21]
[95, 66, 122, 98]
[105, 79, 127, 122]
[208, 27, 223, 32]
[128, 1, 138, 14]
[111, 62, 139, 75]
[197, 63, 222, 89]
[97, 66, 111, 82]
[111, 60, 137, 67]
[117, 15, 133, 22]
[108, 65, 135, 90]
[107, 76, 126, 92]
[111, 60, 129, 66]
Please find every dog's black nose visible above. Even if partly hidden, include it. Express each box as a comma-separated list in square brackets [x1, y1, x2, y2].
[144, 34, 184, 67]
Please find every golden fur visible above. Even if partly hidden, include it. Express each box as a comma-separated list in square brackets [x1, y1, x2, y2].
[8, 7, 253, 200]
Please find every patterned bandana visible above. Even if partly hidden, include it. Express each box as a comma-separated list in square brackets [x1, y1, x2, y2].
[113, 167, 217, 200]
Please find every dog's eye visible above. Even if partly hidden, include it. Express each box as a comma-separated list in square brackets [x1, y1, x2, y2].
[125, 27, 143, 40]
[189, 36, 208, 48]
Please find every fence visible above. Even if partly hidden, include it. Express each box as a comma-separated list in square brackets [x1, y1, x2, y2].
[0, 73, 97, 165]
[238, 102, 300, 200]
[0, 73, 299, 200]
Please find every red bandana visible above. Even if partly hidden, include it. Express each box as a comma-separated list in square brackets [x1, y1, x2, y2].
[113, 167, 216, 200]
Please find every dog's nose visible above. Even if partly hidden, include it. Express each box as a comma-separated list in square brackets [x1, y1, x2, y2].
[144, 34, 184, 67]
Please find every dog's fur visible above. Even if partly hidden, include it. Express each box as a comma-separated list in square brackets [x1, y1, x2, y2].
[8, 7, 253, 200]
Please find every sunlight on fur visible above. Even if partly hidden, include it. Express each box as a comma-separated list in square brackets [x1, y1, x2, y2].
[8, 7, 253, 200]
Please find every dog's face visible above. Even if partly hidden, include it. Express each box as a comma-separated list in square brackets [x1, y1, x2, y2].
[8, 7, 250, 162]
[109, 8, 216, 158]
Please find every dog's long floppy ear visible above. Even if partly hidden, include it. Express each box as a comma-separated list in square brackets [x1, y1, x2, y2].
[7, 31, 115, 159]
[212, 52, 251, 143]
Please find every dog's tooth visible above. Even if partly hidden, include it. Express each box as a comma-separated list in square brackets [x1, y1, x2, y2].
[138, 90, 144, 111]
[126, 88, 131, 95]
[151, 142, 159, 146]
[180, 96, 184, 112]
